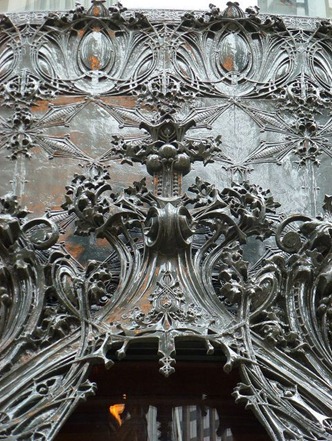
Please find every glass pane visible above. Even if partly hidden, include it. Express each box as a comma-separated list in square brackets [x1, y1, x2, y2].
[0, 0, 331, 18]
[0, 0, 93, 12]
[56, 362, 270, 441]
[258, 0, 328, 17]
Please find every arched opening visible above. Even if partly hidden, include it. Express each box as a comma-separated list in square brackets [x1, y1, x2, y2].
[56, 361, 270, 441]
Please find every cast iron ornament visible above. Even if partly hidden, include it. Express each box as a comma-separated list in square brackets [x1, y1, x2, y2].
[0, 2, 331, 440]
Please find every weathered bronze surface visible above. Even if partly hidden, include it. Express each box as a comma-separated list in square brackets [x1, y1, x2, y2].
[0, 1, 331, 440]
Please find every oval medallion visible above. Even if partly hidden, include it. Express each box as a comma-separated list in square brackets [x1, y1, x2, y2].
[219, 33, 249, 73]
[80, 31, 112, 71]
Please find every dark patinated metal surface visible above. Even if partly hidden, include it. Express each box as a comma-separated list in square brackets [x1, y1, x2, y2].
[0, 1, 331, 440]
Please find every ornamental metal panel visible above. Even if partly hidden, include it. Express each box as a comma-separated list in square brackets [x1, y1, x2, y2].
[0, 1, 331, 440]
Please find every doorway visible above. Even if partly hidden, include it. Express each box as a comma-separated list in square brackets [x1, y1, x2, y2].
[56, 361, 269, 441]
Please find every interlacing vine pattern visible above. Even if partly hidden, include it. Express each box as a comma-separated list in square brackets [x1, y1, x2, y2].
[0, 1, 331, 440]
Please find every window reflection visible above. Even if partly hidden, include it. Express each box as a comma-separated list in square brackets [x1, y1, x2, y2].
[60, 400, 245, 440]
[0, 0, 92, 12]
[109, 404, 125, 427]
[107, 403, 224, 440]
[109, 403, 149, 441]
[0, 0, 331, 17]
[56, 362, 270, 441]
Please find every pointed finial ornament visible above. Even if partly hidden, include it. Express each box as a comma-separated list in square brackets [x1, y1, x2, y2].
[87, 0, 109, 17]
[222, 1, 246, 18]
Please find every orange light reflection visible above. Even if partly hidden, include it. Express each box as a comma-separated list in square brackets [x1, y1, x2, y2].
[109, 403, 125, 426]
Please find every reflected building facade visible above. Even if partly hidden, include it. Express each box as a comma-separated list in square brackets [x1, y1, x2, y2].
[1, 0, 332, 17]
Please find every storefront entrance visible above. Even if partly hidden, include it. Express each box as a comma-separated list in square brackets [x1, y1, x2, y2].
[56, 362, 269, 441]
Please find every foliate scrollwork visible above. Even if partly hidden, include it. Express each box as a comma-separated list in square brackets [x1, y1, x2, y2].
[0, 193, 104, 440]
[62, 167, 114, 235]
[124, 271, 203, 329]
[110, 111, 223, 171]
[175, 2, 294, 98]
[56, 162, 280, 378]
[0, 2, 332, 441]
[0, 103, 92, 160]
[1, 70, 58, 104]
[1, 106, 37, 159]
[34, 2, 153, 97]
[272, 73, 332, 116]
[0, 0, 299, 102]
[1, 152, 332, 438]
[230, 202, 332, 440]
[240, 101, 332, 167]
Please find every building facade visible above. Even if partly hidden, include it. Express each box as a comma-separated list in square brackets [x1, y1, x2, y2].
[0, 1, 331, 440]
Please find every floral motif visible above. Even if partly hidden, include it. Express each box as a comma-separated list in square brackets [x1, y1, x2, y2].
[126, 272, 203, 329]
[0, 105, 90, 160]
